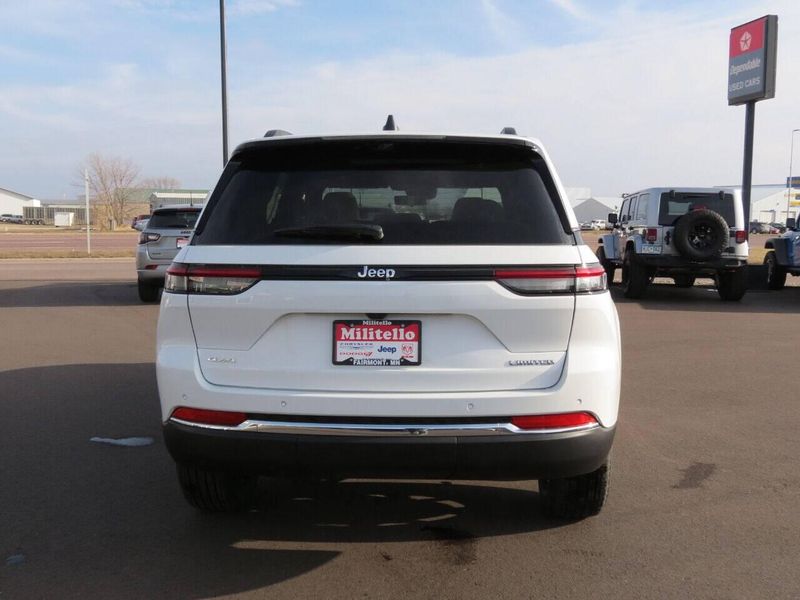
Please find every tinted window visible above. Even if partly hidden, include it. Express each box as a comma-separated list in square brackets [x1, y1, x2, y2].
[148, 209, 200, 229]
[658, 192, 735, 226]
[194, 140, 571, 246]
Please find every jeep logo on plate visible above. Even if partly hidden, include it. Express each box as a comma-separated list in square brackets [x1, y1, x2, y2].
[356, 266, 396, 279]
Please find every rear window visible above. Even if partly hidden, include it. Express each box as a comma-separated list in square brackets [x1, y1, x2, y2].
[658, 192, 735, 226]
[148, 209, 200, 229]
[194, 140, 571, 245]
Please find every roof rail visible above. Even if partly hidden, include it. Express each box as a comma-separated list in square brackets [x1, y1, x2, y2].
[264, 129, 292, 137]
[500, 127, 517, 135]
[383, 115, 398, 131]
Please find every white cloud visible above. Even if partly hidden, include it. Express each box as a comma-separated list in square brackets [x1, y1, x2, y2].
[546, 0, 589, 21]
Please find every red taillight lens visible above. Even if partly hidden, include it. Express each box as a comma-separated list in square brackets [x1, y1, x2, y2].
[735, 230, 747, 244]
[171, 407, 247, 427]
[138, 232, 161, 244]
[165, 263, 261, 295]
[646, 228, 658, 243]
[495, 265, 607, 294]
[510, 412, 598, 430]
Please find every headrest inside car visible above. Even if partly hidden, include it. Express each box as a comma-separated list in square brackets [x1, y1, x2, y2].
[452, 197, 503, 221]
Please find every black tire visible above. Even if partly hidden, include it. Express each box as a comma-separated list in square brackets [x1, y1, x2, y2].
[673, 210, 729, 261]
[621, 250, 649, 299]
[764, 252, 786, 290]
[596, 246, 616, 282]
[137, 279, 160, 302]
[717, 267, 748, 301]
[176, 463, 256, 512]
[672, 274, 696, 288]
[539, 462, 610, 520]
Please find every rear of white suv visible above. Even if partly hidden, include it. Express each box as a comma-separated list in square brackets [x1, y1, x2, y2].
[156, 132, 621, 519]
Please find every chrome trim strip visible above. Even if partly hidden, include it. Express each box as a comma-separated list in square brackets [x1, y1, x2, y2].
[169, 418, 599, 437]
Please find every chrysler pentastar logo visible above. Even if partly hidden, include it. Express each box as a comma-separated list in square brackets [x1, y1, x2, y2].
[739, 31, 752, 52]
[357, 265, 396, 279]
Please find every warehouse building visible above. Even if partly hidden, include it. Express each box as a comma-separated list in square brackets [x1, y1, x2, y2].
[0, 187, 40, 216]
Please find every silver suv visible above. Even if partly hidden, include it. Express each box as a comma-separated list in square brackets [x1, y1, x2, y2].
[156, 127, 621, 519]
[597, 187, 749, 300]
[135, 205, 201, 302]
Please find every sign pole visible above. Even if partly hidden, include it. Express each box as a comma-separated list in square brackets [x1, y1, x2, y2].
[741, 101, 755, 228]
[84, 168, 91, 255]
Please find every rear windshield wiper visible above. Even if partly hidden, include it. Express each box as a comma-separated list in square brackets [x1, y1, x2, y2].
[273, 224, 384, 241]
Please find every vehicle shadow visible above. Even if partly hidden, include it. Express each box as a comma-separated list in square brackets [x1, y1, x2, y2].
[0, 281, 147, 308]
[609, 280, 800, 314]
[1, 363, 561, 599]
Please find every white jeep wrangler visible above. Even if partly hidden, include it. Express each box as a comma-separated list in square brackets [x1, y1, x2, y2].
[597, 187, 749, 300]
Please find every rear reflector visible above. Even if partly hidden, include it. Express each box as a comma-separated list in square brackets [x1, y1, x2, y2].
[165, 263, 261, 295]
[495, 264, 607, 295]
[510, 412, 598, 430]
[171, 407, 247, 427]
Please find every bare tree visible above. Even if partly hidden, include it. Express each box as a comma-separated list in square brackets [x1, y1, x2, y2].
[140, 176, 181, 190]
[81, 153, 140, 229]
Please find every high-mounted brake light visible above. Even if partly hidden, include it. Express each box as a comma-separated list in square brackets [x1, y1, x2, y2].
[510, 412, 598, 430]
[171, 407, 247, 427]
[495, 265, 607, 295]
[165, 263, 261, 295]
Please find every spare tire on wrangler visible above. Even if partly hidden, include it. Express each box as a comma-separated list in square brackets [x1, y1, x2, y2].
[673, 210, 729, 261]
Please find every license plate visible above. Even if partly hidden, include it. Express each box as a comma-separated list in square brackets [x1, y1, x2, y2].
[176, 237, 189, 248]
[333, 320, 421, 366]
[641, 244, 662, 254]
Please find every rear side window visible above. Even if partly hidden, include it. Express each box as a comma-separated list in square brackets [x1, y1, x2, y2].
[148, 209, 200, 229]
[194, 140, 572, 245]
[659, 192, 735, 226]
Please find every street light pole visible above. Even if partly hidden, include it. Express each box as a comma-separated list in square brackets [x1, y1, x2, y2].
[84, 168, 91, 255]
[219, 0, 229, 166]
[787, 128, 800, 224]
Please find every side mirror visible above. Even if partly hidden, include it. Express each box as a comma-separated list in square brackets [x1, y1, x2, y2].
[787, 217, 796, 230]
[607, 213, 618, 225]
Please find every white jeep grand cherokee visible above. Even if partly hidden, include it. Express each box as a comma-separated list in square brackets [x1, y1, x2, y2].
[156, 127, 621, 519]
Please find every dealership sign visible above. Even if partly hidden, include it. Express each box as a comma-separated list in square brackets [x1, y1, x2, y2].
[728, 15, 777, 105]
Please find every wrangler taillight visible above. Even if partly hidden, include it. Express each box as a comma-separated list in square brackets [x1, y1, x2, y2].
[646, 228, 658, 243]
[735, 230, 747, 244]
[165, 263, 261, 295]
[494, 265, 607, 295]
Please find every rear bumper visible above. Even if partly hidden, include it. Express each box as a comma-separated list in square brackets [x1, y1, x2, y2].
[136, 262, 169, 282]
[638, 255, 747, 273]
[163, 419, 616, 480]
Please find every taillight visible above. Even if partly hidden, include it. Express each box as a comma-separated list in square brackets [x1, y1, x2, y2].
[645, 228, 658, 243]
[495, 264, 607, 295]
[511, 412, 598, 430]
[165, 263, 261, 295]
[138, 232, 161, 244]
[171, 407, 247, 427]
[735, 230, 747, 244]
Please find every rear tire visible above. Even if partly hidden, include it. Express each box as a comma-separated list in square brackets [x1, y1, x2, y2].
[717, 268, 748, 301]
[539, 461, 610, 520]
[176, 463, 257, 512]
[621, 251, 649, 299]
[137, 279, 159, 302]
[672, 274, 696, 288]
[764, 252, 786, 290]
[596, 246, 616, 282]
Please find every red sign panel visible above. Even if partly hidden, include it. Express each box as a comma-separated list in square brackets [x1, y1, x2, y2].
[729, 17, 766, 59]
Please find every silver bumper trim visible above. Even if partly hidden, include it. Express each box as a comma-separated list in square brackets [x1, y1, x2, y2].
[169, 417, 599, 437]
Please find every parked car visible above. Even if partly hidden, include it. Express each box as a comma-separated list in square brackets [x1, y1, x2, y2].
[580, 222, 593, 230]
[131, 214, 150, 230]
[763, 219, 800, 289]
[768, 222, 786, 234]
[1, 214, 23, 224]
[749, 221, 771, 234]
[135, 205, 201, 302]
[156, 123, 621, 518]
[598, 188, 748, 300]
[0, 214, 13, 222]
[590, 219, 606, 230]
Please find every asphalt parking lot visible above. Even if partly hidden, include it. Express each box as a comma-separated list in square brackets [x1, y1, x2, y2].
[2, 259, 799, 599]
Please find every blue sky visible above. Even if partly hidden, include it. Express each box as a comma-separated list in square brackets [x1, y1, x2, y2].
[2, 0, 799, 199]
